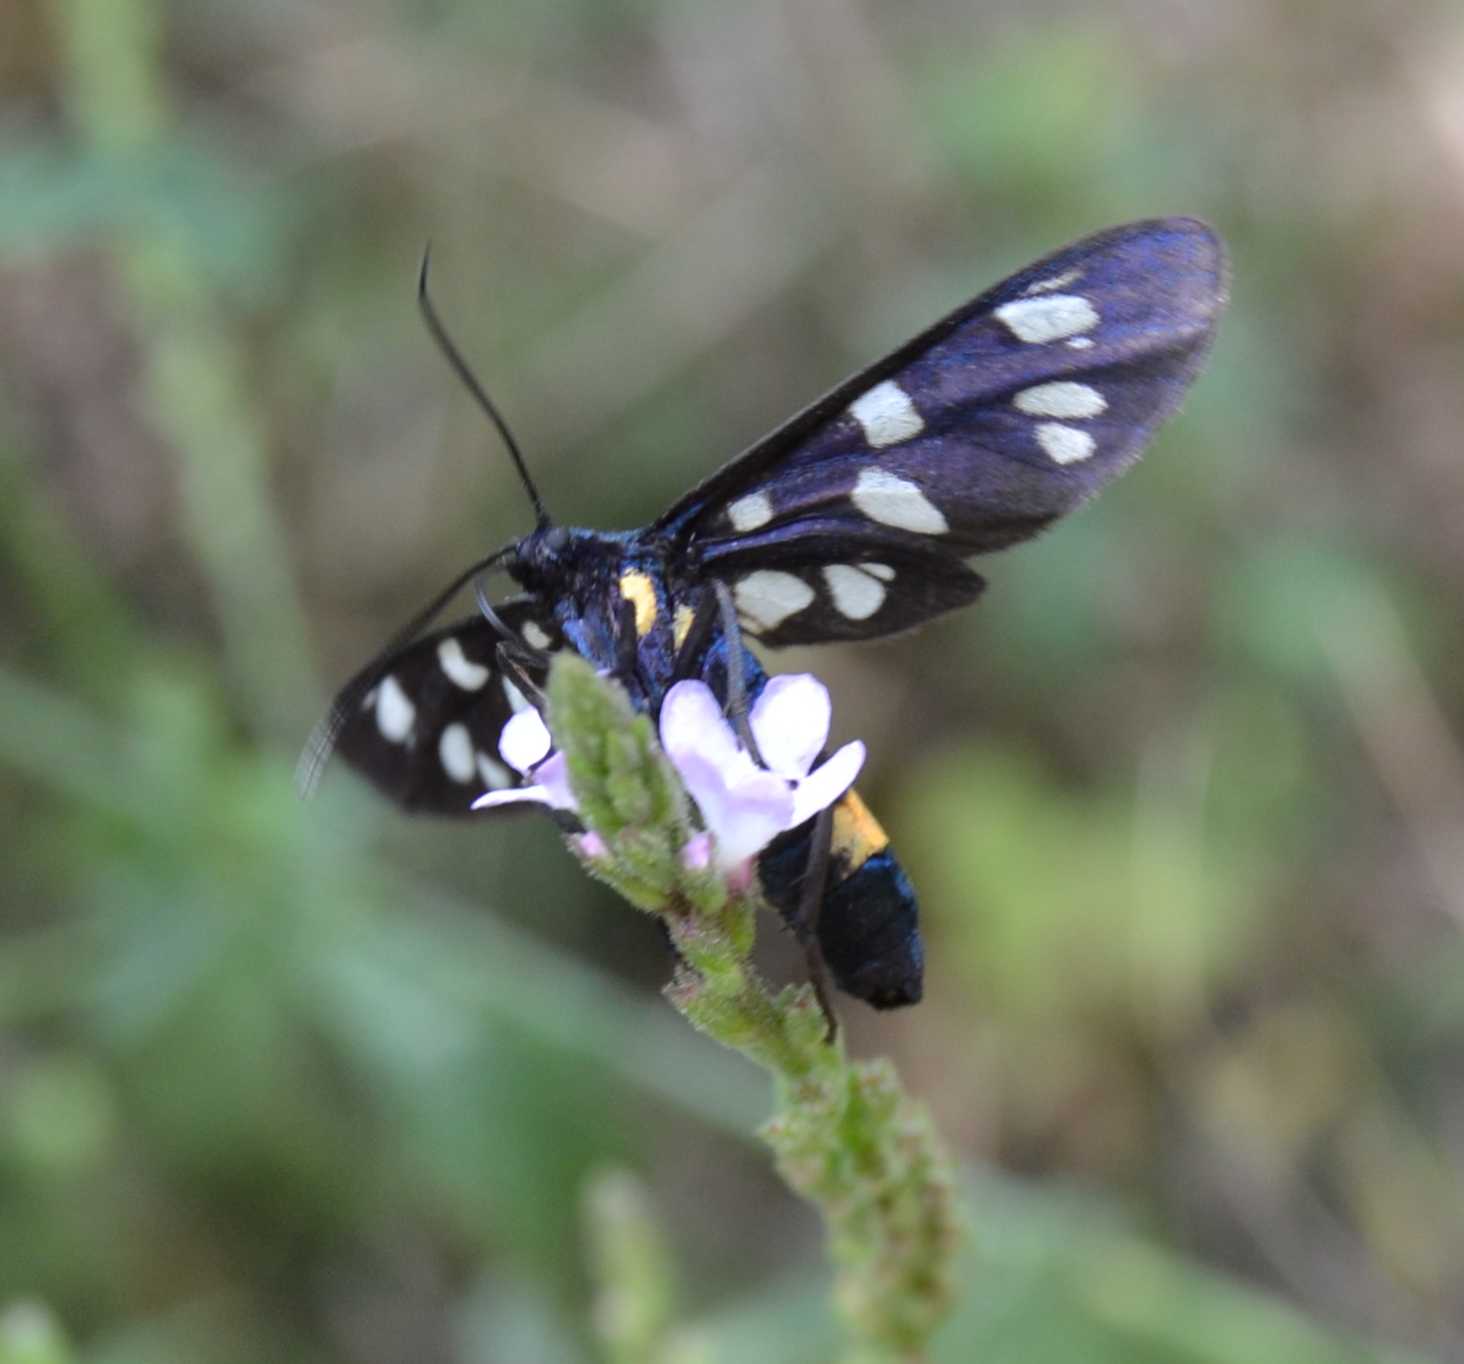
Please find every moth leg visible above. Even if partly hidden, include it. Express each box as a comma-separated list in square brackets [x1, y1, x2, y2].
[495, 643, 548, 715]
[475, 576, 552, 668]
[615, 596, 641, 686]
[713, 581, 765, 766]
[494, 634, 550, 679]
[797, 803, 839, 1042]
[670, 593, 718, 682]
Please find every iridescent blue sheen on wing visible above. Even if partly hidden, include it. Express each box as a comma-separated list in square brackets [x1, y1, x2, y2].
[659, 218, 1227, 647]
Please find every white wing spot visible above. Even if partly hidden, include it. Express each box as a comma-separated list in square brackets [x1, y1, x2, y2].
[863, 562, 896, 582]
[375, 675, 415, 744]
[476, 751, 513, 790]
[1022, 267, 1085, 296]
[502, 678, 530, 713]
[727, 491, 774, 531]
[1036, 423, 1097, 465]
[733, 571, 816, 631]
[439, 722, 476, 784]
[994, 294, 1100, 344]
[1014, 381, 1107, 419]
[851, 468, 948, 535]
[849, 379, 925, 449]
[522, 621, 552, 651]
[1066, 337, 1094, 350]
[823, 564, 886, 621]
[437, 636, 489, 691]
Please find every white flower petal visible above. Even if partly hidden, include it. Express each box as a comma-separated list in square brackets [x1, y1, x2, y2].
[532, 752, 577, 810]
[789, 740, 865, 828]
[750, 673, 831, 778]
[660, 679, 761, 789]
[473, 785, 555, 811]
[473, 749, 577, 814]
[712, 783, 797, 868]
[499, 707, 553, 774]
[674, 752, 794, 869]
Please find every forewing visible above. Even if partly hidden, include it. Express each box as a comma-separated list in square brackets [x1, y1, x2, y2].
[300, 600, 561, 816]
[660, 218, 1226, 646]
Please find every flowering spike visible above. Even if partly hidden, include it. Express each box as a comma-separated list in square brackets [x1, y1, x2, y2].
[463, 658, 960, 1358]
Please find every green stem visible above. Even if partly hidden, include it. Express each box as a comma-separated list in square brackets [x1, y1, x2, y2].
[550, 657, 962, 1361]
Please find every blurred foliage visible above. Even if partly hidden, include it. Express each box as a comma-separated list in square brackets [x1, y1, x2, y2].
[3, 0, 1464, 1360]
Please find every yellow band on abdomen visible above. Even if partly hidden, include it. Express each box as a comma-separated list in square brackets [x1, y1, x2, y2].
[831, 788, 890, 873]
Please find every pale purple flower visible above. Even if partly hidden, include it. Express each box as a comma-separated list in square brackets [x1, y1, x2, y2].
[472, 674, 865, 886]
[659, 675, 865, 877]
[471, 707, 577, 813]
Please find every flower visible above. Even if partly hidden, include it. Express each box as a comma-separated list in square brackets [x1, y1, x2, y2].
[472, 672, 865, 886]
[659, 674, 865, 878]
[471, 706, 577, 812]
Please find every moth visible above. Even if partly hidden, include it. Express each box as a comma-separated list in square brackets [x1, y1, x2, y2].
[301, 217, 1228, 1011]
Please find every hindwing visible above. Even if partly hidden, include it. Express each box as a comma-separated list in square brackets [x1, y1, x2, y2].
[302, 600, 560, 815]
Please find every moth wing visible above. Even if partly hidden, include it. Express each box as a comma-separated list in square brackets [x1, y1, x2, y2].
[659, 218, 1226, 646]
[300, 601, 560, 816]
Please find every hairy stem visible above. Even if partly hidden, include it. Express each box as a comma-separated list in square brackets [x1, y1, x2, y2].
[550, 657, 961, 1361]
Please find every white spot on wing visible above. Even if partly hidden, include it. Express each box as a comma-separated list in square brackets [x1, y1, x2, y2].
[477, 751, 512, 790]
[1036, 423, 1097, 465]
[437, 636, 489, 691]
[1022, 267, 1084, 296]
[862, 562, 896, 582]
[733, 571, 816, 631]
[522, 621, 551, 651]
[994, 294, 1100, 344]
[851, 468, 948, 535]
[1066, 337, 1094, 350]
[823, 564, 886, 621]
[1014, 381, 1107, 419]
[727, 491, 774, 531]
[376, 675, 415, 744]
[439, 722, 476, 783]
[848, 379, 925, 449]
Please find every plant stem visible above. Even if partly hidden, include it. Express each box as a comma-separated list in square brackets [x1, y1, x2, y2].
[551, 657, 962, 1361]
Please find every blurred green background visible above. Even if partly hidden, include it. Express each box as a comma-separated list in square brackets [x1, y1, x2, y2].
[4, 1, 1464, 1361]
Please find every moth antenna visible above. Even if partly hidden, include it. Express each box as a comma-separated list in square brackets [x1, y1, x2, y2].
[418, 246, 550, 529]
[296, 541, 516, 800]
[474, 574, 551, 667]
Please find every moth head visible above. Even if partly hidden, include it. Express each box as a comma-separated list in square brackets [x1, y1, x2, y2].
[509, 523, 573, 588]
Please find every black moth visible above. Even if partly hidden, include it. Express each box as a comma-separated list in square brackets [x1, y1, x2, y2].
[302, 218, 1228, 1011]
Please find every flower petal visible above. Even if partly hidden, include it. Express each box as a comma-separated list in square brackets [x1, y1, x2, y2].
[674, 751, 794, 869]
[473, 750, 577, 814]
[499, 707, 553, 774]
[473, 785, 555, 811]
[789, 740, 865, 828]
[750, 673, 831, 779]
[531, 751, 577, 810]
[659, 680, 744, 775]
